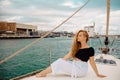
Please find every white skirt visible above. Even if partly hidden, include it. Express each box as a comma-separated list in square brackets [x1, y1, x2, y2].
[51, 58, 88, 78]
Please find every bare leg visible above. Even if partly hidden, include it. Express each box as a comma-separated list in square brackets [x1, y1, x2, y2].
[36, 66, 52, 77]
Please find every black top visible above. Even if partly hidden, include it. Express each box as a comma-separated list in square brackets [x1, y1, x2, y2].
[75, 47, 94, 62]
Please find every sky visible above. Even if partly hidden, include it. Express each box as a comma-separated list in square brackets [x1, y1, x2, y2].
[0, 0, 120, 35]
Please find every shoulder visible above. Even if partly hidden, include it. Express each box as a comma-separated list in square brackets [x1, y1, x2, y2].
[89, 47, 95, 55]
[89, 47, 94, 51]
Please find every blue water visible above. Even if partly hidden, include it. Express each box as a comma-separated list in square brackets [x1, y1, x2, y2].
[0, 38, 120, 80]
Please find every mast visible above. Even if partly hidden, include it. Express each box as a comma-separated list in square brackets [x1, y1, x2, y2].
[104, 0, 110, 54]
[106, 0, 110, 37]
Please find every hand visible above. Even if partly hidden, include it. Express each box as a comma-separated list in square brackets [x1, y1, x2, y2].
[97, 74, 106, 78]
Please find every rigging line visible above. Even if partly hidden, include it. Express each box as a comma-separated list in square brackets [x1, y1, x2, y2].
[97, 33, 103, 51]
[98, 37, 102, 47]
[0, 0, 90, 64]
[111, 37, 115, 46]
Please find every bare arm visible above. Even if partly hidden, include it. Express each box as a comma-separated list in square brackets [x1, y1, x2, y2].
[63, 52, 72, 60]
[89, 56, 106, 78]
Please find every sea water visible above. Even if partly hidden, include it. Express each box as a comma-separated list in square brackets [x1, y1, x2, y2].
[0, 37, 120, 80]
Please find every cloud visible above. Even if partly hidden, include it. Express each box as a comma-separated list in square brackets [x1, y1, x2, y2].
[94, 10, 120, 35]
[61, 0, 84, 8]
[0, 0, 11, 7]
[61, 1, 78, 8]
[0, 16, 23, 22]
[0, 0, 120, 34]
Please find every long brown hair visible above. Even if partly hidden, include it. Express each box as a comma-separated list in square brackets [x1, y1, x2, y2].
[71, 30, 89, 58]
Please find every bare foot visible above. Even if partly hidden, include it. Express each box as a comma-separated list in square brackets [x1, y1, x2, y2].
[35, 66, 52, 77]
[35, 73, 46, 77]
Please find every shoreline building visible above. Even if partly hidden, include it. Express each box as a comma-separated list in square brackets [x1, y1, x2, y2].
[0, 21, 37, 37]
[84, 24, 96, 38]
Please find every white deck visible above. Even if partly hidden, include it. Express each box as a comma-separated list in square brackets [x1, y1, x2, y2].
[19, 55, 120, 80]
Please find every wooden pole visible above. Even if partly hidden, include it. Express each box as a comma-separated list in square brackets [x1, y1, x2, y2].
[106, 0, 110, 37]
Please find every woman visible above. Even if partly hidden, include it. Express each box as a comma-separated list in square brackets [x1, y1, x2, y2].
[36, 30, 106, 78]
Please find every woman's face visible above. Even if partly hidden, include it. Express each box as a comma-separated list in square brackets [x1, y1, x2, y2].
[77, 32, 86, 42]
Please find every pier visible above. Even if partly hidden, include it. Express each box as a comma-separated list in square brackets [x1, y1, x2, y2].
[0, 36, 40, 39]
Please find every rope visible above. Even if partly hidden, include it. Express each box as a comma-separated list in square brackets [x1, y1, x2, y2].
[0, 0, 90, 64]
